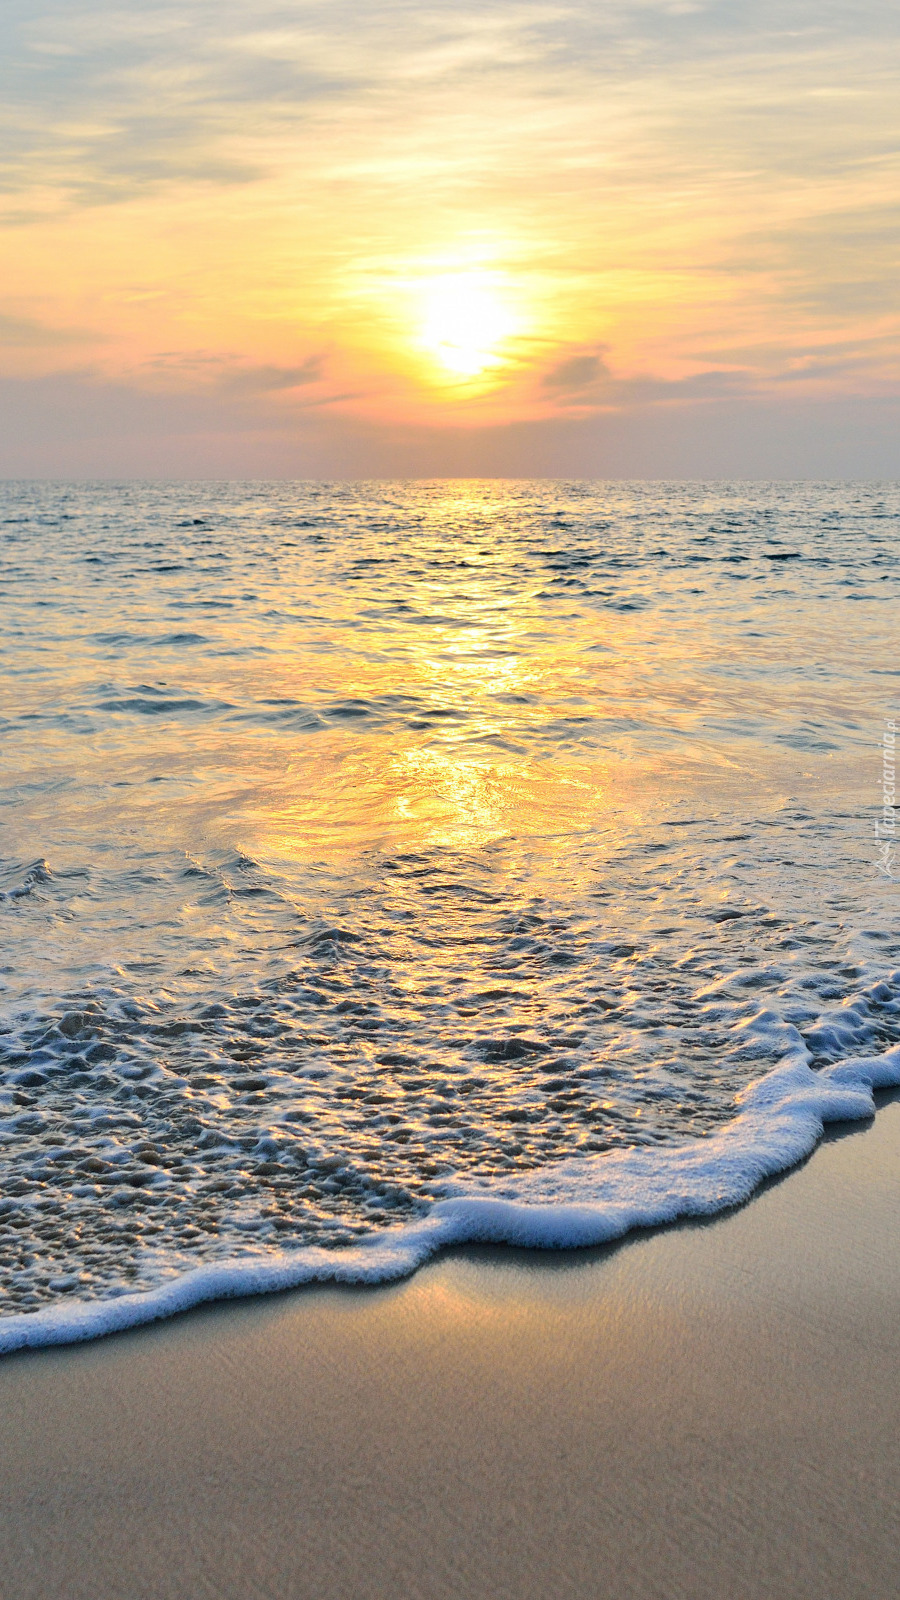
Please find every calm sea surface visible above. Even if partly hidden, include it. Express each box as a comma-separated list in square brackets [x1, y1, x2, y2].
[1, 480, 898, 1317]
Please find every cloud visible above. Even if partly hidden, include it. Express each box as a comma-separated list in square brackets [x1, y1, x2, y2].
[2, 0, 897, 205]
[0, 1, 353, 202]
[541, 351, 612, 395]
[131, 351, 328, 395]
[538, 348, 754, 411]
[218, 358, 324, 394]
[0, 310, 96, 348]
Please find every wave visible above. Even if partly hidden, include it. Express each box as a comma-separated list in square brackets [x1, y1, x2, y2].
[2, 1039, 898, 1356]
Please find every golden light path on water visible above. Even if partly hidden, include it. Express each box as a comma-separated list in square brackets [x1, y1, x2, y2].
[244, 486, 746, 869]
[255, 519, 615, 862]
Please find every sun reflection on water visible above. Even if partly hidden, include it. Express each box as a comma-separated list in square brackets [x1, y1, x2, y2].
[250, 486, 619, 861]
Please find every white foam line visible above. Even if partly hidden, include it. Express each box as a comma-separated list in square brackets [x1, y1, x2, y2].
[2, 1044, 900, 1355]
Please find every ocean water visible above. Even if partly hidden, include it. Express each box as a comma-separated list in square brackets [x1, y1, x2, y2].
[1, 479, 898, 1349]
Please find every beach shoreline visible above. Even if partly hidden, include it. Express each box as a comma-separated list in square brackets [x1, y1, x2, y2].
[2, 1093, 899, 1600]
[4, 1043, 898, 1356]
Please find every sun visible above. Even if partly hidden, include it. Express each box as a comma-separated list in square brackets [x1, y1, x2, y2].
[419, 273, 517, 380]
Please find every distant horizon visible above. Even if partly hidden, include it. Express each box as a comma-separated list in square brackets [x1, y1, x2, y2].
[5, 472, 900, 486]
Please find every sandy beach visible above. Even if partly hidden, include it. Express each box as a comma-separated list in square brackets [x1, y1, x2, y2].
[0, 1093, 897, 1600]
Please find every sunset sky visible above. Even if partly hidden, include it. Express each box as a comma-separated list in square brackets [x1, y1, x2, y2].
[1, 0, 898, 477]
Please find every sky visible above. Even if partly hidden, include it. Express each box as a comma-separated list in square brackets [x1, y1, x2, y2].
[1, 0, 898, 478]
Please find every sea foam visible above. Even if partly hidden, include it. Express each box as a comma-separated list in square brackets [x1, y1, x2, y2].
[2, 1036, 898, 1354]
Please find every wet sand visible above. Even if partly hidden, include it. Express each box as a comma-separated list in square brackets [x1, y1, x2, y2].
[2, 1097, 899, 1600]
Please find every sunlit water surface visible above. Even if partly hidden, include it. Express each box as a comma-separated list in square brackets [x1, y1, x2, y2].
[1, 480, 898, 1314]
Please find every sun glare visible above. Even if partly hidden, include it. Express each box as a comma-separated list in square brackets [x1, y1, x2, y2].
[419, 274, 517, 380]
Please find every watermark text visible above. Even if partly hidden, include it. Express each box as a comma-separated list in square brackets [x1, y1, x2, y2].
[876, 717, 897, 877]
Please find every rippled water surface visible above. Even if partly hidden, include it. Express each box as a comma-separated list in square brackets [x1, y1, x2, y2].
[1, 480, 898, 1314]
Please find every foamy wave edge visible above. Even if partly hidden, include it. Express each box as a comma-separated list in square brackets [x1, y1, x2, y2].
[3, 1043, 900, 1354]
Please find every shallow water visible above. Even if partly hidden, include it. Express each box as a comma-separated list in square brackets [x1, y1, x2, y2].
[1, 480, 898, 1321]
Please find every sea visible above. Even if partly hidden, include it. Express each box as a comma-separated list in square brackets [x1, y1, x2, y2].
[1, 479, 898, 1350]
